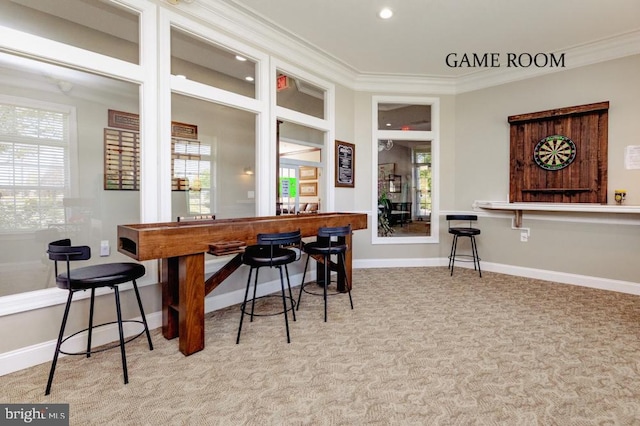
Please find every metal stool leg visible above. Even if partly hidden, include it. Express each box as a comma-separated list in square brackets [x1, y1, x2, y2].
[284, 264, 296, 321]
[132, 280, 153, 350]
[86, 288, 96, 358]
[296, 254, 311, 310]
[113, 286, 128, 385]
[278, 266, 291, 343]
[340, 252, 354, 309]
[323, 255, 329, 322]
[236, 268, 254, 344]
[250, 268, 260, 321]
[471, 236, 482, 277]
[450, 235, 459, 276]
[448, 236, 455, 270]
[45, 291, 74, 395]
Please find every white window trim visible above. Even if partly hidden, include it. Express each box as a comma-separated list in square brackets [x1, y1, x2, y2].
[0, 0, 159, 316]
[271, 58, 335, 214]
[372, 95, 440, 245]
[159, 8, 270, 219]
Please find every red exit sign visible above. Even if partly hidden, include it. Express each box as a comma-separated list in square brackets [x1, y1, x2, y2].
[277, 74, 289, 91]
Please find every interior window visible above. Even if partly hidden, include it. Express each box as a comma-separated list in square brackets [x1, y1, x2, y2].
[374, 98, 438, 242]
[0, 55, 140, 297]
[275, 70, 325, 119]
[0, 97, 70, 232]
[170, 93, 256, 221]
[171, 27, 257, 98]
[0, 0, 140, 64]
[277, 121, 323, 215]
[378, 104, 431, 131]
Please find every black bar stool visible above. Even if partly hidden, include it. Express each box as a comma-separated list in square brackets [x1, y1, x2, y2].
[45, 239, 153, 395]
[236, 230, 302, 344]
[446, 215, 482, 277]
[296, 225, 353, 322]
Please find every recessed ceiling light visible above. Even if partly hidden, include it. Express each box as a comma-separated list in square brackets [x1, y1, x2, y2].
[175, 74, 187, 79]
[245, 76, 254, 82]
[235, 55, 247, 61]
[379, 7, 393, 19]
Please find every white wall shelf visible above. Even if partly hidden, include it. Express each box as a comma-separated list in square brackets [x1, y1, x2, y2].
[474, 201, 640, 227]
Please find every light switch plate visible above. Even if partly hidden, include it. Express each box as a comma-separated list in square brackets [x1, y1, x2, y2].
[100, 240, 110, 256]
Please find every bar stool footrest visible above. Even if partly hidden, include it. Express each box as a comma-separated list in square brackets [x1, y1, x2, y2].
[58, 320, 148, 356]
[240, 294, 296, 317]
[448, 254, 481, 263]
[300, 280, 344, 297]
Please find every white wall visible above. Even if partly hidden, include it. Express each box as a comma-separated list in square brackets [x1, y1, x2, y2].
[454, 54, 640, 283]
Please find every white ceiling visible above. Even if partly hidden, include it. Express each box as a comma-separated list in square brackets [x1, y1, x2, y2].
[223, 0, 640, 78]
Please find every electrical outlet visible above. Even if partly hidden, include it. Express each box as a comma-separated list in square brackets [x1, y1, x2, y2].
[100, 240, 110, 256]
[520, 232, 529, 242]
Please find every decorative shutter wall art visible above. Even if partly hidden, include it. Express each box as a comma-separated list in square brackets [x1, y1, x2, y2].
[104, 110, 198, 191]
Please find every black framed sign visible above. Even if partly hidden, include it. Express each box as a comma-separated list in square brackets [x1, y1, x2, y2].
[335, 140, 355, 188]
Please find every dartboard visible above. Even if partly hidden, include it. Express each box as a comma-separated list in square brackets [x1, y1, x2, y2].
[533, 135, 576, 171]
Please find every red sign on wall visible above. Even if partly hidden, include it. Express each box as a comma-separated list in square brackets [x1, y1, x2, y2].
[277, 74, 289, 91]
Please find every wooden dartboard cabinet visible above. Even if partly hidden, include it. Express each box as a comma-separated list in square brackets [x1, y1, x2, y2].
[508, 101, 609, 203]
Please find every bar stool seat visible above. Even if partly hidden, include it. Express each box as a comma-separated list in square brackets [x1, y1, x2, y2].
[45, 239, 153, 395]
[242, 245, 298, 268]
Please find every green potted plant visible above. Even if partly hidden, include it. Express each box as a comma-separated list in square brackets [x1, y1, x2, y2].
[377, 181, 393, 236]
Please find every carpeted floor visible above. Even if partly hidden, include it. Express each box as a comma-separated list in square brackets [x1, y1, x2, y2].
[3, 267, 640, 425]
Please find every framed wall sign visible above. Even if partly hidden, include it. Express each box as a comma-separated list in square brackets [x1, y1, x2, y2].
[335, 140, 355, 188]
[388, 174, 402, 193]
[378, 163, 395, 181]
[300, 182, 318, 196]
[300, 166, 318, 180]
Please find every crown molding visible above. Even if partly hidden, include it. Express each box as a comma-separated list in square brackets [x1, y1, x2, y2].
[353, 73, 457, 95]
[170, 1, 640, 95]
[179, 0, 359, 88]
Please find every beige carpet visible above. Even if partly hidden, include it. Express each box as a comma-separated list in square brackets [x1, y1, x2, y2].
[3, 267, 640, 425]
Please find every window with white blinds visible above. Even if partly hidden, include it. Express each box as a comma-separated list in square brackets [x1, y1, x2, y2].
[0, 98, 71, 232]
[172, 138, 211, 215]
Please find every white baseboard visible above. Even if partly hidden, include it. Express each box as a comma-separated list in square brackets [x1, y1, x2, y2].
[3, 260, 640, 377]
[480, 261, 640, 295]
[355, 258, 640, 295]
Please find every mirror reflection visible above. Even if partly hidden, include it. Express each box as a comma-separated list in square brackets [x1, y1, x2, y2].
[277, 121, 323, 215]
[0, 54, 141, 297]
[377, 140, 432, 237]
[170, 94, 256, 221]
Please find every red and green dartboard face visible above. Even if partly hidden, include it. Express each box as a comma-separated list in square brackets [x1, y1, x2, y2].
[533, 135, 576, 171]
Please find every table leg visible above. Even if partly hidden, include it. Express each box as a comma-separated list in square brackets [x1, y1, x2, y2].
[161, 257, 179, 340]
[178, 253, 205, 355]
[161, 253, 205, 355]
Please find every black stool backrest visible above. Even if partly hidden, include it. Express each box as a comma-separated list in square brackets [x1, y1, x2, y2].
[317, 225, 351, 249]
[257, 229, 302, 246]
[47, 239, 91, 261]
[446, 215, 478, 229]
[255, 229, 302, 265]
[47, 239, 92, 289]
